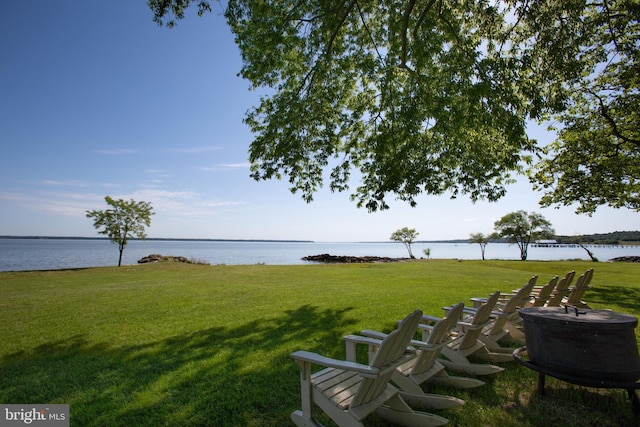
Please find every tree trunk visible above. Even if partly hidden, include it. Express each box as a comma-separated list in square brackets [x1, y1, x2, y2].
[517, 238, 529, 260]
[404, 243, 414, 258]
[520, 246, 528, 260]
[118, 243, 125, 267]
[578, 242, 599, 262]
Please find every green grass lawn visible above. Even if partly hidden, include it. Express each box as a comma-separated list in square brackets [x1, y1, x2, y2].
[1, 260, 639, 426]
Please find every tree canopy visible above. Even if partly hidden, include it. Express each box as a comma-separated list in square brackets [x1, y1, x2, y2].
[390, 227, 419, 258]
[86, 196, 154, 266]
[148, 0, 639, 214]
[527, 0, 640, 214]
[469, 232, 489, 260]
[493, 210, 554, 260]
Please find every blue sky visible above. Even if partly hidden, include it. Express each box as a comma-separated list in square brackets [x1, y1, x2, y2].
[1, 1, 637, 242]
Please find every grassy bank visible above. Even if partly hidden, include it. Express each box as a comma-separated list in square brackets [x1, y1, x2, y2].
[1, 260, 639, 426]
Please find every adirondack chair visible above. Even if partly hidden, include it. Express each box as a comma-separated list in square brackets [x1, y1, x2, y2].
[290, 310, 449, 427]
[485, 274, 537, 344]
[524, 275, 559, 307]
[562, 268, 594, 309]
[509, 275, 558, 306]
[351, 302, 484, 411]
[437, 291, 508, 374]
[545, 270, 576, 307]
[465, 275, 538, 348]
[471, 275, 538, 310]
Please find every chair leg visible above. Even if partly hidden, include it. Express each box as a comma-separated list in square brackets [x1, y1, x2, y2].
[500, 321, 526, 343]
[417, 361, 486, 389]
[470, 343, 516, 363]
[438, 347, 504, 376]
[392, 371, 465, 409]
[399, 389, 465, 410]
[291, 410, 324, 427]
[391, 371, 425, 395]
[428, 372, 485, 389]
[438, 358, 504, 376]
[627, 389, 639, 414]
[296, 360, 314, 419]
[375, 394, 449, 427]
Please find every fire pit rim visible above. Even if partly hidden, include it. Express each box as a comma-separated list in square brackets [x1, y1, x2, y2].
[519, 306, 639, 326]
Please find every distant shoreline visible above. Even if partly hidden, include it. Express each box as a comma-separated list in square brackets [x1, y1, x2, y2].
[2, 238, 639, 271]
[0, 236, 315, 243]
[0, 235, 470, 244]
[1, 234, 638, 245]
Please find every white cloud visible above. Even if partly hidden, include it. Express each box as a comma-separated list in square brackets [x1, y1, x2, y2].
[0, 191, 99, 217]
[104, 189, 245, 218]
[202, 162, 251, 171]
[42, 180, 89, 187]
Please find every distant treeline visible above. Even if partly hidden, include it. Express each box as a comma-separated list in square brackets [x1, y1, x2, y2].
[0, 236, 313, 243]
[421, 230, 640, 245]
[3, 233, 638, 245]
[554, 230, 640, 245]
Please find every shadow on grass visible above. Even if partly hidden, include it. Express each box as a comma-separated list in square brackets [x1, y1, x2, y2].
[587, 285, 640, 312]
[437, 362, 639, 427]
[524, 376, 639, 427]
[0, 305, 357, 427]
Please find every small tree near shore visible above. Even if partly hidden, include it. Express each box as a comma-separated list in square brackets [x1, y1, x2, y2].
[573, 239, 599, 262]
[493, 211, 554, 260]
[86, 196, 154, 266]
[469, 233, 489, 260]
[390, 227, 419, 259]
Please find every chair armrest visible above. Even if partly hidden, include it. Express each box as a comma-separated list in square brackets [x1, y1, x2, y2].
[344, 333, 384, 347]
[359, 329, 388, 340]
[409, 339, 441, 350]
[516, 286, 544, 295]
[343, 333, 383, 363]
[568, 285, 592, 291]
[456, 320, 485, 330]
[470, 297, 513, 308]
[422, 314, 442, 323]
[352, 331, 420, 352]
[344, 332, 417, 363]
[461, 307, 480, 315]
[417, 323, 435, 332]
[291, 350, 380, 378]
[361, 329, 435, 351]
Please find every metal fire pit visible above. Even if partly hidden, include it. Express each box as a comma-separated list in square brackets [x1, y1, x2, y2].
[514, 306, 640, 413]
[514, 347, 640, 414]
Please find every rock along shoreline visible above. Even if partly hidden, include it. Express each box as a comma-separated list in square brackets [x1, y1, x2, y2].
[301, 253, 410, 263]
[138, 254, 190, 264]
[610, 256, 640, 263]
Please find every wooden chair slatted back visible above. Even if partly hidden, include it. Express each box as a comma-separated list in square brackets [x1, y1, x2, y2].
[413, 302, 464, 373]
[351, 310, 422, 407]
[566, 269, 594, 304]
[546, 270, 576, 306]
[503, 275, 537, 312]
[458, 291, 500, 350]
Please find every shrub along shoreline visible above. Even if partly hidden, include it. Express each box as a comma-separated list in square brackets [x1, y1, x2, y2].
[1, 260, 639, 426]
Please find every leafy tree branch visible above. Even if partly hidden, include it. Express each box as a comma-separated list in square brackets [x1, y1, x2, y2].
[147, 0, 639, 215]
[86, 196, 154, 267]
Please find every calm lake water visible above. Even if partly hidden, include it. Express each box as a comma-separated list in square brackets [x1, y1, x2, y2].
[1, 238, 638, 272]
